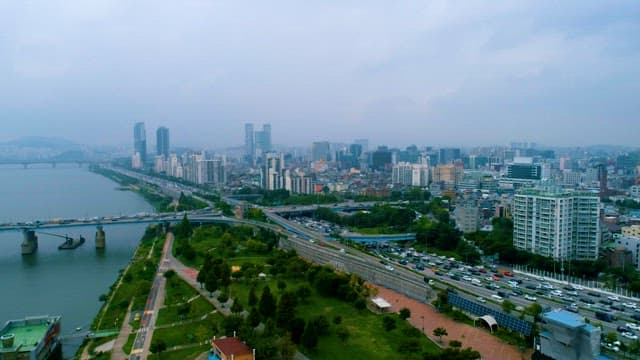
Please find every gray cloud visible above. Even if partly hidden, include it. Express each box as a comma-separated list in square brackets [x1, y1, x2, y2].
[1, 1, 638, 148]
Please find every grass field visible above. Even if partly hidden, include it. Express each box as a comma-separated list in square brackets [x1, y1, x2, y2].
[148, 344, 210, 360]
[152, 316, 222, 348]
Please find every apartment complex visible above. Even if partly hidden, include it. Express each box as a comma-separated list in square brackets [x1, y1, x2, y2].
[513, 187, 600, 260]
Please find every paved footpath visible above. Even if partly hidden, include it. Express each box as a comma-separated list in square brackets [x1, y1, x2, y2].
[371, 284, 532, 360]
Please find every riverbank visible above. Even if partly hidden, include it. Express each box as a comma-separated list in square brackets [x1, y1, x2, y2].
[76, 224, 166, 359]
[90, 166, 208, 212]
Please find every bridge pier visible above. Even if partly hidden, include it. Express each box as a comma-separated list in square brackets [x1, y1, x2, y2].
[95, 225, 106, 249]
[21, 230, 38, 255]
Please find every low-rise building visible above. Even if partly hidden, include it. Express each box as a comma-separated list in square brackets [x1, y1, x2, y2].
[538, 309, 601, 360]
[211, 337, 254, 360]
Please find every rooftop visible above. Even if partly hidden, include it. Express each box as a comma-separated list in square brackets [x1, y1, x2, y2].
[543, 309, 584, 329]
[0, 316, 60, 353]
[212, 337, 252, 357]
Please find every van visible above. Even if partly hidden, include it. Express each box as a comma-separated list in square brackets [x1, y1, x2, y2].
[491, 294, 504, 303]
[596, 311, 615, 322]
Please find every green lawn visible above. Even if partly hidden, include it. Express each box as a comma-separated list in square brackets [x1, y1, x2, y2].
[123, 333, 136, 355]
[297, 293, 439, 359]
[148, 344, 210, 360]
[151, 315, 222, 348]
[157, 297, 216, 326]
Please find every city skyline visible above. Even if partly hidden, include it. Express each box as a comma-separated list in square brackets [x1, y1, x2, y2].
[1, 1, 639, 148]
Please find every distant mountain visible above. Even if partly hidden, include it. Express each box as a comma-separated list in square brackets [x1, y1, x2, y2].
[0, 136, 82, 150]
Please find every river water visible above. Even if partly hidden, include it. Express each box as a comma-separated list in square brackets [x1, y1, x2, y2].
[0, 164, 153, 357]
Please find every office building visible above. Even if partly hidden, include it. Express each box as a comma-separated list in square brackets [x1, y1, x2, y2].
[133, 122, 147, 166]
[538, 309, 601, 360]
[311, 141, 331, 162]
[439, 148, 461, 165]
[513, 187, 600, 260]
[255, 124, 272, 155]
[506, 157, 542, 180]
[371, 146, 392, 171]
[354, 139, 368, 154]
[245, 123, 255, 161]
[613, 236, 640, 270]
[203, 158, 226, 186]
[156, 126, 170, 158]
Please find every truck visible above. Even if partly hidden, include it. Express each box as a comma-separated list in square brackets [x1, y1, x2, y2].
[595, 311, 616, 322]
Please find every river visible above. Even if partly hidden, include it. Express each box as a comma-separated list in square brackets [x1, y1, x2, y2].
[0, 164, 154, 357]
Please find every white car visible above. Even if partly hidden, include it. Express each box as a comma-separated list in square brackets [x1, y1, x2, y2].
[573, 285, 584, 291]
[623, 302, 637, 309]
[551, 290, 563, 296]
[463, 276, 472, 281]
[626, 323, 640, 331]
[476, 297, 486, 303]
[385, 265, 394, 271]
[622, 332, 638, 340]
[608, 295, 620, 301]
[525, 295, 537, 301]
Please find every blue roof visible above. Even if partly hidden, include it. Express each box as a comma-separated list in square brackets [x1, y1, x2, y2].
[583, 324, 599, 333]
[596, 355, 615, 360]
[544, 309, 584, 328]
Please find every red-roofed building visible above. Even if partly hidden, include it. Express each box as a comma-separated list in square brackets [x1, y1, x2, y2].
[211, 337, 254, 360]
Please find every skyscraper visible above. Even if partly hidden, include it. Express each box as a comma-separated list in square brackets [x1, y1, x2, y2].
[438, 148, 461, 165]
[311, 141, 331, 161]
[133, 122, 147, 166]
[245, 123, 255, 161]
[513, 187, 600, 260]
[255, 124, 272, 154]
[156, 126, 170, 158]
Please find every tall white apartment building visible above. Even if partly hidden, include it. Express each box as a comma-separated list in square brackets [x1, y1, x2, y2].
[513, 187, 600, 260]
[392, 162, 429, 187]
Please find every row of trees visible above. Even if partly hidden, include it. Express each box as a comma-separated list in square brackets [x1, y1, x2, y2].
[313, 205, 417, 232]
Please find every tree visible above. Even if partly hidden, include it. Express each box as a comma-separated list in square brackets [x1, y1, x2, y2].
[150, 339, 167, 357]
[301, 322, 319, 350]
[196, 269, 206, 288]
[276, 291, 298, 330]
[290, 318, 306, 344]
[399, 307, 411, 320]
[278, 336, 296, 360]
[231, 300, 244, 314]
[98, 293, 108, 302]
[333, 315, 342, 325]
[259, 285, 277, 318]
[433, 327, 448, 343]
[604, 332, 618, 344]
[163, 269, 175, 279]
[382, 316, 396, 332]
[247, 307, 261, 327]
[502, 300, 516, 314]
[526, 302, 543, 320]
[449, 340, 462, 348]
[336, 326, 350, 344]
[248, 286, 258, 306]
[277, 280, 287, 292]
[204, 275, 218, 296]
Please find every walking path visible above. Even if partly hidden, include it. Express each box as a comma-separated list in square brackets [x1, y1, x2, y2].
[371, 284, 532, 360]
[109, 301, 134, 360]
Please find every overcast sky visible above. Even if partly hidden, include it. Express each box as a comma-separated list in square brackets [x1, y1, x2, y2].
[1, 1, 639, 148]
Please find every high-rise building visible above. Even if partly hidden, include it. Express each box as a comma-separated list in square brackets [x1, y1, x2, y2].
[311, 141, 331, 162]
[255, 124, 272, 155]
[432, 164, 463, 186]
[371, 146, 392, 171]
[156, 126, 170, 158]
[513, 187, 600, 260]
[439, 148, 461, 165]
[454, 202, 480, 233]
[133, 122, 147, 166]
[261, 152, 286, 190]
[392, 162, 430, 187]
[354, 139, 368, 154]
[245, 123, 255, 160]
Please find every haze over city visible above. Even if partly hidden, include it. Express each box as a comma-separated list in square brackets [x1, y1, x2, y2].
[1, 1, 639, 147]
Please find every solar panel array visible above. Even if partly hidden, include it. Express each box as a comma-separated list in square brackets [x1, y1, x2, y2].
[448, 291, 533, 336]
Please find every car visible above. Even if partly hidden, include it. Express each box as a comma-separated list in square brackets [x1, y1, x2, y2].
[428, 280, 435, 286]
[617, 325, 629, 333]
[566, 306, 579, 313]
[581, 297, 594, 304]
[491, 294, 504, 303]
[622, 332, 638, 340]
[415, 264, 425, 271]
[626, 323, 640, 331]
[551, 290, 563, 296]
[525, 284, 537, 290]
[608, 295, 620, 301]
[599, 299, 613, 306]
[588, 291, 601, 297]
[385, 265, 394, 271]
[611, 305, 625, 311]
[512, 290, 523, 296]
[525, 295, 537, 301]
[623, 302, 637, 309]
[463, 276, 472, 281]
[476, 296, 486, 303]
